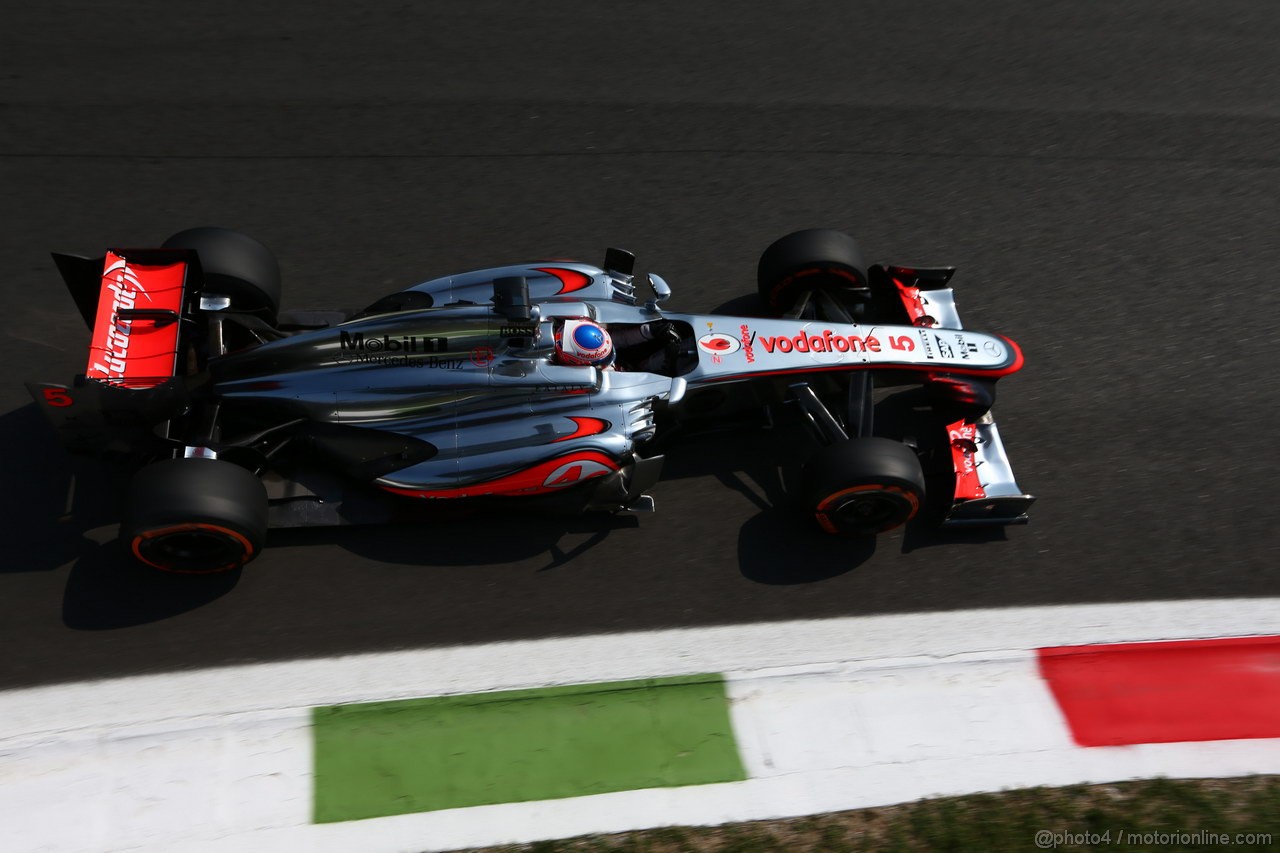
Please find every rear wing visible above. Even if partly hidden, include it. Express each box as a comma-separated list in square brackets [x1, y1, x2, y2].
[27, 249, 196, 457]
[55, 249, 193, 389]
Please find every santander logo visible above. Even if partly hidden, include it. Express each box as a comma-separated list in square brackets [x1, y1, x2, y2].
[87, 258, 153, 381]
[103, 257, 153, 303]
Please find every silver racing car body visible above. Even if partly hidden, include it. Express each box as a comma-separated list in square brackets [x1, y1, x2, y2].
[28, 227, 1034, 572]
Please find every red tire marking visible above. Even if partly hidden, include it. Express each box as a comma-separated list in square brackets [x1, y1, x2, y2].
[130, 523, 254, 573]
[1037, 636, 1280, 746]
[814, 483, 919, 534]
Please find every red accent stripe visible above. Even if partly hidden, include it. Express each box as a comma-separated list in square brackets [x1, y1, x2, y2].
[534, 267, 594, 294]
[998, 334, 1025, 374]
[380, 449, 618, 499]
[551, 416, 610, 442]
[1037, 636, 1280, 746]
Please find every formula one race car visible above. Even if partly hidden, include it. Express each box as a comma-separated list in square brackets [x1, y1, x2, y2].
[28, 227, 1034, 572]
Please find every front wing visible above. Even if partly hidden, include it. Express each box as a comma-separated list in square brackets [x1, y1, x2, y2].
[888, 266, 1034, 526]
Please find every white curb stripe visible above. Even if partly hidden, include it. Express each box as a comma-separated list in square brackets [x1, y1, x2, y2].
[2, 711, 312, 853]
[726, 653, 1073, 777]
[158, 737, 1280, 853]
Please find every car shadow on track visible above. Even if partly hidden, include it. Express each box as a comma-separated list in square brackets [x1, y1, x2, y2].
[265, 509, 642, 572]
[0, 404, 115, 575]
[736, 507, 878, 584]
[0, 405, 243, 627]
[659, 432, 879, 584]
[663, 398, 1010, 582]
[14, 380, 1008, 633]
[61, 540, 242, 630]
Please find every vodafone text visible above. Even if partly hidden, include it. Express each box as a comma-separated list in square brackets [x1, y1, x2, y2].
[739, 325, 756, 363]
[756, 331, 916, 355]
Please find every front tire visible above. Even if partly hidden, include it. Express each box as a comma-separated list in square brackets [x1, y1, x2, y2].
[122, 458, 268, 573]
[801, 438, 925, 536]
[757, 229, 868, 315]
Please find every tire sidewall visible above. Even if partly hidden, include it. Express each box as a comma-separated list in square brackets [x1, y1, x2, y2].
[162, 227, 282, 323]
[122, 458, 268, 573]
[757, 229, 868, 314]
[801, 437, 926, 535]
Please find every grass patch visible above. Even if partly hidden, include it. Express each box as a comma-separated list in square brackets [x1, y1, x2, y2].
[460, 776, 1280, 852]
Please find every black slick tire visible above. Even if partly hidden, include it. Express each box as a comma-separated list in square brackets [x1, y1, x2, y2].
[162, 227, 282, 323]
[801, 437, 926, 536]
[757, 229, 868, 315]
[122, 458, 268, 573]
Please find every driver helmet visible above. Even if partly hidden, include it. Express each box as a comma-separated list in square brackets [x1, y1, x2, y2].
[554, 318, 615, 367]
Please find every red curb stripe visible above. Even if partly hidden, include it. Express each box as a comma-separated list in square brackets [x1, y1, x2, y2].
[1037, 636, 1280, 747]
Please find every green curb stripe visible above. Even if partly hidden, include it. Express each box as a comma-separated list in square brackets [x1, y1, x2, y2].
[312, 674, 746, 824]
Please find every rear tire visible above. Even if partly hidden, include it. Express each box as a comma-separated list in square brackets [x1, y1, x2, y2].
[122, 458, 268, 573]
[162, 227, 282, 323]
[801, 438, 925, 536]
[757, 229, 868, 315]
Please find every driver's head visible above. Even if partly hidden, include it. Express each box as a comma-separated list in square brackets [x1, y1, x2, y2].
[554, 319, 615, 367]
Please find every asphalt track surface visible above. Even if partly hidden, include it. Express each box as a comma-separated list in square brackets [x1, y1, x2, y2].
[2, 3, 1278, 689]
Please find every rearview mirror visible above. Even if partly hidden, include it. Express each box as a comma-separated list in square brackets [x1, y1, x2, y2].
[647, 273, 672, 305]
